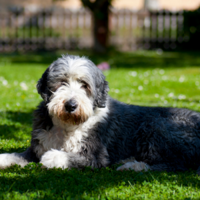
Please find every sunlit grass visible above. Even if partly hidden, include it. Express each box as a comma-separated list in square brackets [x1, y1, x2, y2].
[0, 50, 200, 199]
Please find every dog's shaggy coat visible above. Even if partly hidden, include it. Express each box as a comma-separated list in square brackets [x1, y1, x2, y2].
[1, 55, 200, 173]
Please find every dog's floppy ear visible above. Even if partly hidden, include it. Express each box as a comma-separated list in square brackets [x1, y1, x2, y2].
[37, 68, 50, 102]
[95, 74, 109, 108]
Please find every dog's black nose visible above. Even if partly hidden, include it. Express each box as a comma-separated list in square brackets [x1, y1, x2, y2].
[65, 99, 77, 113]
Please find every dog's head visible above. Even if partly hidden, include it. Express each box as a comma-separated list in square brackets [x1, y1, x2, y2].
[37, 55, 109, 125]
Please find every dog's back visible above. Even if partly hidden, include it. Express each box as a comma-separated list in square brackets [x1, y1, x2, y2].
[95, 97, 200, 171]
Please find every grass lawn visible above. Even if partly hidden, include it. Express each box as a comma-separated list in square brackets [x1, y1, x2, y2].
[1, 50, 200, 199]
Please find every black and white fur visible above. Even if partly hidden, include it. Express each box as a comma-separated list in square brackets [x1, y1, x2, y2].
[1, 54, 200, 173]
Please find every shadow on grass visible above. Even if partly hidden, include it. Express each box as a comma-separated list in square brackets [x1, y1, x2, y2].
[0, 110, 33, 142]
[0, 146, 29, 154]
[2, 110, 33, 125]
[1, 50, 200, 69]
[0, 166, 199, 199]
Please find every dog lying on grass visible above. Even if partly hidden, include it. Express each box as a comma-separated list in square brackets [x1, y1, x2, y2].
[0, 54, 200, 173]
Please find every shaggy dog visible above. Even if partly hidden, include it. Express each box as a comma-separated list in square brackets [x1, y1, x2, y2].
[0, 54, 200, 173]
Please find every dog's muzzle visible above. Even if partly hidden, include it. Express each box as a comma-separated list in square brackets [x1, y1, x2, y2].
[64, 99, 78, 113]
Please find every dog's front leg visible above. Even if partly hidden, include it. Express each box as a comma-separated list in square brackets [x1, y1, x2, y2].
[40, 149, 93, 169]
[0, 153, 29, 169]
[0, 147, 39, 169]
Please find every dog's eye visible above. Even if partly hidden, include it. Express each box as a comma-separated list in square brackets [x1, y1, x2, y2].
[78, 79, 88, 90]
[81, 84, 87, 89]
[61, 81, 69, 86]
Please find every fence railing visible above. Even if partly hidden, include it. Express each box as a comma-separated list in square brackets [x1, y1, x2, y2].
[0, 8, 187, 52]
[110, 9, 188, 50]
[0, 8, 93, 52]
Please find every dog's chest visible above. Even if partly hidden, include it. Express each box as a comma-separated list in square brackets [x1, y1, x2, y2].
[42, 126, 87, 153]
[36, 107, 108, 155]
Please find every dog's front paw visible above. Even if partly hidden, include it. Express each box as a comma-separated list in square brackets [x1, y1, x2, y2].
[40, 149, 69, 169]
[117, 161, 150, 172]
[0, 153, 28, 169]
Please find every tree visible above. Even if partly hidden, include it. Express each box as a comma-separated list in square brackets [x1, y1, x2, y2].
[81, 0, 112, 52]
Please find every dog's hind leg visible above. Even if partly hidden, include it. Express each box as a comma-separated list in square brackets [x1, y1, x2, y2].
[116, 161, 188, 172]
[116, 160, 150, 172]
[0, 147, 39, 169]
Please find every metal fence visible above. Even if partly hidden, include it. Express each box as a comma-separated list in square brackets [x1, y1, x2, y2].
[0, 8, 188, 52]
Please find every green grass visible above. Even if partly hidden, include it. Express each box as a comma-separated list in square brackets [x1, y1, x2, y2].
[1, 50, 200, 199]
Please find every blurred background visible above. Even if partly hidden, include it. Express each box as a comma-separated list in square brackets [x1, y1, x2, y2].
[0, 0, 200, 52]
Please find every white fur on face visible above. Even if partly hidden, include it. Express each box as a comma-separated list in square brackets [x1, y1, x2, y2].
[47, 55, 101, 126]
[50, 56, 96, 96]
[47, 78, 94, 125]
